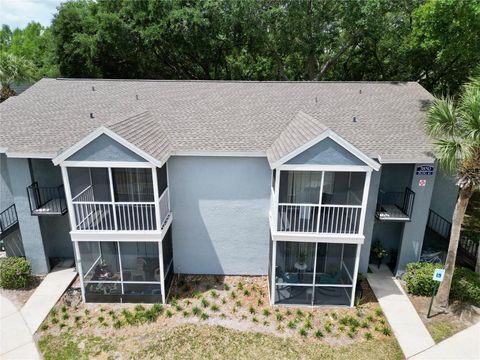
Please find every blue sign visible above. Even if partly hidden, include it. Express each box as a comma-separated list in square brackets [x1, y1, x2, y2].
[416, 165, 434, 176]
[432, 269, 445, 282]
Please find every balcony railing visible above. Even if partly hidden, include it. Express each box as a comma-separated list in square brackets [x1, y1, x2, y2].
[376, 187, 415, 221]
[277, 203, 362, 234]
[27, 182, 67, 216]
[0, 204, 18, 237]
[72, 187, 170, 231]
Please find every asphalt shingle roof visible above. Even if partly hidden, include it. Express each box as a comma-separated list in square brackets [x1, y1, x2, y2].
[0, 79, 435, 165]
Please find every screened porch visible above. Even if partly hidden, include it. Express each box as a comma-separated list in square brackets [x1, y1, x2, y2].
[271, 241, 360, 306]
[271, 170, 367, 235]
[67, 165, 170, 231]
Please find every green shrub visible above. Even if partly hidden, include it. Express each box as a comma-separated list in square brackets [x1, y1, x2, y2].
[0, 257, 31, 289]
[403, 262, 480, 306]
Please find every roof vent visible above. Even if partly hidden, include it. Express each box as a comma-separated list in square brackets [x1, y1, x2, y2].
[315, 96, 318, 103]
[90, 113, 94, 119]
[359, 89, 362, 94]
[92, 86, 95, 91]
[136, 94, 139, 100]
[353, 116, 357, 123]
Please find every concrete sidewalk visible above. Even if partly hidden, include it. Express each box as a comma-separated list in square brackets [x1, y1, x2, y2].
[0, 294, 40, 360]
[411, 322, 480, 359]
[21, 266, 77, 333]
[368, 264, 435, 358]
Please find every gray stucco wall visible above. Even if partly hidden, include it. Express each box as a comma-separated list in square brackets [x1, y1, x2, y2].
[396, 163, 437, 274]
[287, 138, 366, 166]
[430, 169, 458, 221]
[67, 134, 146, 162]
[359, 168, 381, 275]
[30, 159, 73, 260]
[168, 156, 271, 275]
[7, 158, 49, 274]
[0, 154, 14, 211]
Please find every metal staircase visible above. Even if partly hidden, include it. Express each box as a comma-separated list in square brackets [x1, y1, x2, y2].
[0, 204, 18, 240]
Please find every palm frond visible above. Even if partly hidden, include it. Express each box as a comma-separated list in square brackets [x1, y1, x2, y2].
[433, 139, 462, 174]
[426, 97, 457, 138]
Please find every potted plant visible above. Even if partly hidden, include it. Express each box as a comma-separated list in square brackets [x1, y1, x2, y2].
[371, 241, 388, 268]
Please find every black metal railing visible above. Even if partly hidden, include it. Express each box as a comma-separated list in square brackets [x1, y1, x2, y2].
[0, 204, 18, 234]
[26, 182, 67, 215]
[376, 187, 415, 220]
[427, 209, 452, 239]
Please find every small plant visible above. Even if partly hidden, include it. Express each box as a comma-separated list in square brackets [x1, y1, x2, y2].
[299, 328, 308, 337]
[276, 313, 284, 321]
[277, 324, 285, 332]
[356, 308, 363, 318]
[113, 320, 122, 329]
[74, 315, 81, 322]
[220, 313, 227, 319]
[257, 298, 264, 306]
[366, 314, 374, 322]
[324, 322, 333, 333]
[210, 304, 219, 312]
[382, 327, 391, 336]
[347, 330, 355, 338]
[184, 299, 192, 306]
[285, 309, 292, 316]
[99, 307, 106, 313]
[296, 309, 304, 318]
[304, 319, 312, 330]
[183, 310, 190, 318]
[263, 320, 269, 326]
[40, 323, 49, 331]
[230, 291, 237, 299]
[314, 329, 323, 338]
[221, 297, 227, 304]
[361, 320, 369, 329]
[61, 305, 67, 313]
[210, 290, 219, 299]
[375, 308, 384, 317]
[243, 289, 250, 296]
[62, 313, 69, 320]
[0, 257, 31, 289]
[192, 306, 201, 316]
[380, 318, 386, 325]
[241, 314, 247, 320]
[339, 325, 345, 332]
[192, 291, 202, 299]
[84, 309, 90, 316]
[223, 283, 230, 291]
[51, 317, 59, 324]
[201, 298, 210, 308]
[237, 281, 244, 290]
[262, 308, 271, 317]
[98, 316, 105, 323]
[365, 332, 373, 340]
[166, 310, 173, 318]
[259, 289, 265, 297]
[175, 304, 183, 312]
[59, 323, 66, 329]
[108, 310, 115, 316]
[235, 300, 242, 307]
[252, 316, 258, 323]
[200, 312, 209, 320]
[134, 304, 145, 312]
[248, 305, 256, 314]
[287, 320, 296, 329]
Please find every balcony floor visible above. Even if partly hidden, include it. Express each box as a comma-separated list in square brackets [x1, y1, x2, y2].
[31, 198, 67, 216]
[376, 205, 410, 221]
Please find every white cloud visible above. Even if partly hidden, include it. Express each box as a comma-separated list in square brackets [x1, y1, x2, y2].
[0, 0, 62, 29]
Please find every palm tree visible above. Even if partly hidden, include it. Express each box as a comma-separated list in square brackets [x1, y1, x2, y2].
[0, 52, 35, 102]
[426, 77, 480, 310]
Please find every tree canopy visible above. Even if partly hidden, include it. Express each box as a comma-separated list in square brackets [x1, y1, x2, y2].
[1, 0, 479, 95]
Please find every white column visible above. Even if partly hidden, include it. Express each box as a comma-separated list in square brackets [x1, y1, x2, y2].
[73, 241, 86, 303]
[151, 167, 161, 230]
[270, 240, 277, 305]
[350, 244, 362, 307]
[358, 170, 372, 235]
[273, 170, 281, 231]
[108, 168, 118, 230]
[166, 162, 171, 211]
[61, 165, 76, 230]
[158, 240, 166, 304]
[316, 172, 325, 233]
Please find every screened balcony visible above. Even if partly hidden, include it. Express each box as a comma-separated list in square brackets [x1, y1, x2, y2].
[271, 241, 359, 306]
[271, 171, 367, 235]
[67, 166, 170, 232]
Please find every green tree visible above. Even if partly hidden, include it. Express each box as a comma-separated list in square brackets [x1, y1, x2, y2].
[426, 77, 480, 308]
[0, 53, 35, 101]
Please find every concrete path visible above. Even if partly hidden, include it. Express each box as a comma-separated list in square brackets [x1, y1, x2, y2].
[0, 294, 40, 360]
[20, 266, 77, 334]
[368, 264, 435, 358]
[411, 322, 480, 359]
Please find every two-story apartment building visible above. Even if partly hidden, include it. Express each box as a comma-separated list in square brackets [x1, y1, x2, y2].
[0, 79, 458, 306]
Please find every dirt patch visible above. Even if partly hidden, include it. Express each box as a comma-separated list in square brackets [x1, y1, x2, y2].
[0, 275, 43, 309]
[399, 280, 480, 342]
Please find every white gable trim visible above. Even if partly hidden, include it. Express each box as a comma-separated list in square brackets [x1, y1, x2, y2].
[270, 129, 381, 171]
[52, 127, 164, 167]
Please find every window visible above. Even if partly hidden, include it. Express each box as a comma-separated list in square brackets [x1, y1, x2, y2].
[322, 172, 365, 205]
[112, 168, 154, 202]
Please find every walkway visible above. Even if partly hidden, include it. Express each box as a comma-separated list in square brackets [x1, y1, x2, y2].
[0, 294, 40, 360]
[367, 264, 435, 358]
[411, 322, 480, 359]
[21, 265, 77, 333]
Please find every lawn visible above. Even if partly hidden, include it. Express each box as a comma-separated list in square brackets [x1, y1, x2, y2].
[36, 275, 403, 359]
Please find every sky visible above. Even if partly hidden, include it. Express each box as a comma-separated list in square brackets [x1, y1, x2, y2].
[0, 0, 62, 29]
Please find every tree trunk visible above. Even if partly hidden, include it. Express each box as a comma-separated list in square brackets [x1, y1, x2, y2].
[434, 186, 473, 309]
[475, 243, 480, 274]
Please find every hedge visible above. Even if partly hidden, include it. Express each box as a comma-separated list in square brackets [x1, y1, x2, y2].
[0, 256, 32, 289]
[403, 262, 480, 306]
